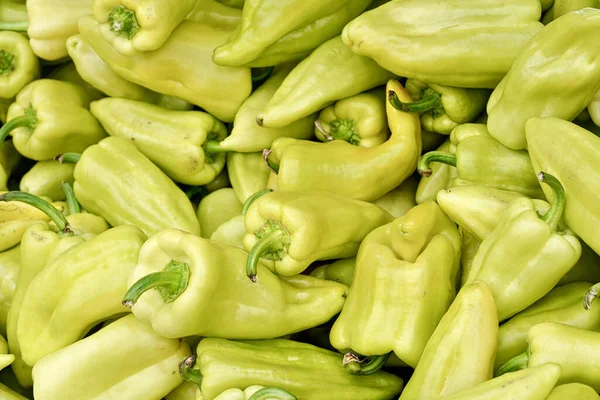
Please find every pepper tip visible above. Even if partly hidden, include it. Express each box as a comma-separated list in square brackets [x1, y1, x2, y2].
[256, 116, 264, 126]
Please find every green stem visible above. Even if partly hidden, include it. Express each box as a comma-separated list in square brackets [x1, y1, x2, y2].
[315, 119, 360, 146]
[388, 88, 442, 113]
[495, 351, 529, 377]
[55, 153, 81, 164]
[178, 355, 203, 386]
[0, 109, 38, 144]
[0, 50, 15, 76]
[249, 387, 298, 400]
[203, 140, 231, 154]
[417, 151, 457, 177]
[251, 66, 274, 83]
[107, 5, 140, 39]
[246, 223, 288, 283]
[242, 189, 273, 215]
[122, 260, 190, 308]
[537, 172, 566, 232]
[343, 352, 392, 375]
[0, 21, 29, 31]
[584, 282, 600, 310]
[0, 191, 72, 234]
[60, 182, 80, 215]
[263, 149, 279, 174]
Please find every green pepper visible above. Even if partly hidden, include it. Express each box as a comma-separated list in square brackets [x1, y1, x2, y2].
[314, 88, 390, 147]
[342, 0, 543, 89]
[19, 160, 75, 201]
[90, 98, 228, 186]
[589, 89, 600, 127]
[122, 228, 347, 340]
[265, 80, 421, 201]
[330, 201, 461, 368]
[372, 174, 418, 218]
[227, 153, 271, 204]
[309, 258, 355, 288]
[0, 31, 39, 99]
[197, 188, 242, 239]
[186, 0, 241, 31]
[78, 16, 251, 123]
[0, 0, 28, 32]
[415, 139, 455, 204]
[0, 246, 19, 337]
[32, 314, 190, 400]
[0, 79, 106, 161]
[257, 36, 395, 128]
[61, 136, 200, 237]
[179, 338, 404, 400]
[47, 62, 105, 102]
[212, 0, 372, 67]
[243, 190, 393, 280]
[547, 383, 600, 400]
[399, 281, 498, 399]
[210, 215, 246, 250]
[487, 8, 600, 150]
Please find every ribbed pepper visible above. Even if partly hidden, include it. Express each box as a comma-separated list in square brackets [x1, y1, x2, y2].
[309, 258, 355, 288]
[197, 189, 242, 239]
[0, 246, 19, 337]
[122, 229, 347, 339]
[372, 175, 418, 218]
[19, 160, 74, 201]
[227, 152, 271, 204]
[547, 383, 600, 400]
[186, 0, 241, 31]
[0, 31, 39, 99]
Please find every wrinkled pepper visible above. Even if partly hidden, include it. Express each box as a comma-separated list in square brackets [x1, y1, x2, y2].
[90, 98, 228, 186]
[186, 0, 242, 31]
[0, 0, 28, 31]
[61, 136, 200, 237]
[123, 229, 347, 340]
[243, 190, 393, 279]
[32, 314, 190, 400]
[589, 89, 600, 127]
[19, 160, 74, 201]
[0, 245, 19, 337]
[212, 0, 372, 67]
[257, 36, 395, 128]
[314, 88, 390, 147]
[487, 8, 600, 150]
[330, 201, 461, 368]
[547, 383, 600, 400]
[197, 188, 242, 239]
[372, 174, 418, 218]
[179, 338, 404, 400]
[399, 281, 498, 399]
[309, 258, 355, 288]
[78, 16, 251, 122]
[0, 79, 106, 160]
[210, 215, 246, 250]
[342, 0, 543, 88]
[0, 31, 39, 99]
[265, 80, 421, 201]
[227, 152, 271, 204]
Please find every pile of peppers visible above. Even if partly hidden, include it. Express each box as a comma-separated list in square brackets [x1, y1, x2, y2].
[1, 0, 600, 399]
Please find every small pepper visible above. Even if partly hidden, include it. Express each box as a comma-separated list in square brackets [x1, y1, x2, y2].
[309, 258, 355, 288]
[196, 188, 242, 239]
[0, 245, 19, 337]
[227, 152, 271, 204]
[0, 31, 39, 99]
[19, 160, 74, 201]
[547, 383, 600, 400]
[372, 174, 418, 218]
[186, 0, 242, 31]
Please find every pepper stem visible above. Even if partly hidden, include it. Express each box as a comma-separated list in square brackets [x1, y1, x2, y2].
[0, 107, 38, 144]
[242, 189, 273, 215]
[55, 153, 81, 164]
[417, 151, 457, 177]
[0, 50, 15, 76]
[584, 282, 600, 310]
[537, 172, 566, 232]
[60, 182, 80, 215]
[122, 260, 190, 308]
[0, 191, 73, 235]
[251, 66, 274, 84]
[107, 5, 140, 39]
[248, 387, 298, 400]
[179, 355, 203, 386]
[315, 119, 360, 146]
[343, 352, 392, 375]
[246, 221, 289, 282]
[0, 21, 29, 31]
[388, 88, 442, 113]
[263, 149, 279, 174]
[495, 351, 529, 377]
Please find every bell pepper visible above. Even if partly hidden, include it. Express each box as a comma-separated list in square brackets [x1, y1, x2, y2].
[32, 314, 190, 400]
[392, 80, 490, 135]
[342, 0, 543, 89]
[418, 124, 544, 198]
[372, 174, 418, 218]
[589, 89, 600, 127]
[243, 190, 393, 280]
[265, 80, 421, 201]
[90, 98, 228, 186]
[459, 230, 480, 287]
[0, 31, 39, 99]
[398, 281, 498, 399]
[527, 117, 600, 255]
[210, 215, 246, 250]
[0, 382, 26, 400]
[0, 0, 28, 32]
[309, 258, 355, 288]
[257, 36, 395, 128]
[187, 0, 241, 31]
[212, 0, 372, 67]
[92, 0, 196, 55]
[0, 246, 19, 337]
[547, 383, 600, 400]
[19, 160, 74, 201]
[487, 8, 600, 150]
[330, 201, 461, 368]
[415, 139, 455, 204]
[0, 79, 106, 161]
[60, 136, 200, 237]
[495, 282, 600, 371]
[497, 322, 600, 391]
[314, 88, 390, 147]
[197, 188, 242, 239]
[228, 152, 271, 204]
[179, 338, 404, 400]
[219, 64, 316, 153]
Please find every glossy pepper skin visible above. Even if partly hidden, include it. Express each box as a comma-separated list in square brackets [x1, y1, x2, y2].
[527, 117, 600, 255]
[0, 31, 39, 99]
[79, 16, 251, 123]
[309, 258, 355, 288]
[1, 79, 106, 160]
[487, 8, 600, 150]
[91, 98, 228, 186]
[257, 36, 395, 128]
[0, 246, 19, 337]
[547, 383, 600, 400]
[399, 281, 498, 399]
[243, 190, 393, 279]
[330, 201, 461, 368]
[32, 314, 191, 400]
[342, 0, 543, 89]
[372, 174, 418, 218]
[93, 0, 197, 55]
[67, 136, 200, 237]
[314, 88, 390, 147]
[266, 80, 421, 201]
[197, 188, 242, 239]
[19, 160, 74, 201]
[180, 338, 404, 400]
[186, 0, 242, 31]
[228, 152, 271, 204]
[212, 0, 372, 67]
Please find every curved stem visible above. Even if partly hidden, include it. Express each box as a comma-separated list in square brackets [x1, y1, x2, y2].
[584, 282, 600, 310]
[246, 224, 288, 283]
[495, 351, 529, 377]
[0, 111, 38, 144]
[60, 182, 80, 215]
[108, 5, 140, 39]
[122, 260, 190, 308]
[242, 189, 273, 215]
[343, 352, 392, 375]
[249, 387, 297, 400]
[203, 140, 231, 154]
[0, 21, 29, 31]
[0, 50, 15, 76]
[251, 66, 274, 84]
[179, 355, 203, 386]
[263, 149, 279, 174]
[55, 153, 81, 164]
[388, 88, 442, 113]
[417, 151, 457, 177]
[314, 120, 334, 141]
[537, 172, 566, 232]
[0, 191, 72, 235]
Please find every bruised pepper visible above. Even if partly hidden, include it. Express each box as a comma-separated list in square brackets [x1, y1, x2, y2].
[0, 31, 39, 99]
